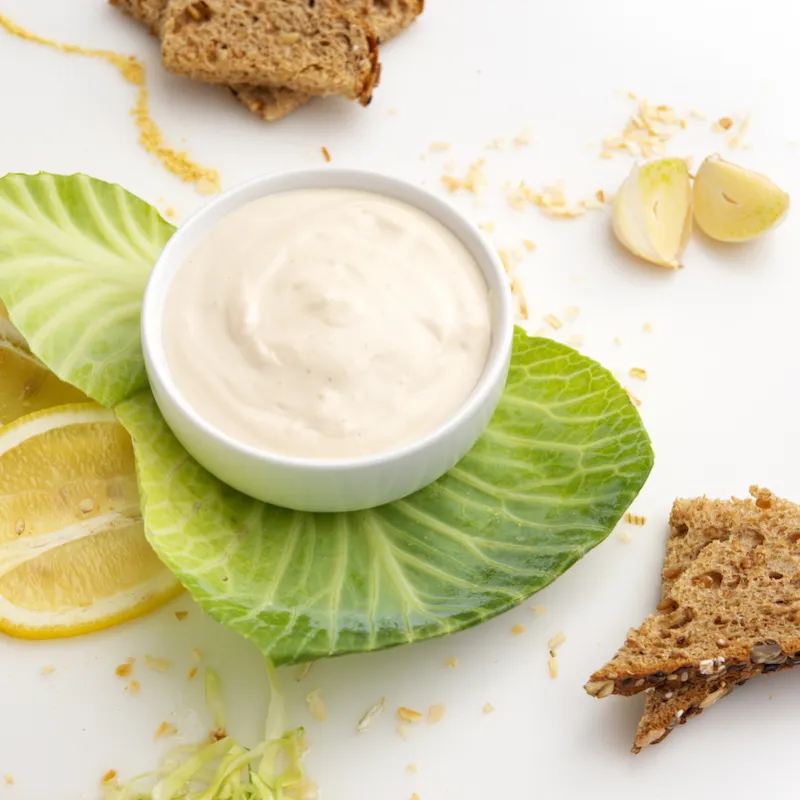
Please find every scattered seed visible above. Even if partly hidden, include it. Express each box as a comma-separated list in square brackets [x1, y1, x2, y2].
[544, 314, 563, 330]
[716, 116, 734, 131]
[398, 707, 424, 723]
[154, 721, 177, 740]
[4, 775, 14, 786]
[190, 648, 203, 662]
[196, 177, 220, 196]
[512, 624, 526, 636]
[618, 530, 632, 543]
[614, 336, 623, 345]
[629, 367, 648, 381]
[548, 632, 566, 651]
[164, 206, 178, 219]
[595, 189, 606, 203]
[482, 702, 495, 714]
[78, 498, 95, 514]
[642, 322, 653, 332]
[397, 724, 411, 740]
[296, 662, 313, 682]
[513, 127, 534, 147]
[115, 659, 135, 678]
[699, 687, 727, 708]
[429, 141, 451, 152]
[441, 159, 486, 194]
[478, 221, 496, 232]
[129, 679, 141, 695]
[444, 657, 459, 668]
[145, 655, 173, 673]
[411, 794, 421, 800]
[40, 665, 55, 675]
[531, 605, 546, 616]
[624, 513, 647, 525]
[357, 697, 386, 732]
[174, 611, 188, 621]
[567, 334, 584, 347]
[428, 704, 446, 724]
[405, 764, 417, 775]
[101, 770, 117, 785]
[485, 137, 506, 150]
[387, 107, 400, 116]
[320, 146, 331, 162]
[14, 518, 24, 536]
[548, 656, 559, 678]
[306, 689, 327, 722]
[522, 239, 537, 252]
[186, 667, 198, 680]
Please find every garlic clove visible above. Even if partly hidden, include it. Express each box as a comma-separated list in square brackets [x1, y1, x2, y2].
[612, 158, 692, 269]
[693, 155, 790, 242]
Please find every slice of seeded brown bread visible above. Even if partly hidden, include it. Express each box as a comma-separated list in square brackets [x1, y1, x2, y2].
[111, 0, 421, 119]
[586, 487, 800, 701]
[160, 0, 381, 104]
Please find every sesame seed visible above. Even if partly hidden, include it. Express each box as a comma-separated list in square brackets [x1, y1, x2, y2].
[429, 141, 451, 152]
[406, 763, 418, 775]
[482, 702, 495, 714]
[548, 656, 559, 678]
[357, 697, 386, 731]
[531, 605, 546, 615]
[628, 367, 648, 381]
[397, 707, 424, 723]
[144, 655, 173, 672]
[154, 721, 177, 740]
[397, 724, 411, 740]
[512, 624, 526, 636]
[642, 322, 653, 332]
[444, 657, 459, 668]
[186, 667, 198, 680]
[296, 662, 313, 682]
[544, 314, 563, 330]
[306, 689, 327, 722]
[128, 679, 141, 695]
[40, 665, 55, 675]
[625, 388, 642, 407]
[428, 704, 446, 724]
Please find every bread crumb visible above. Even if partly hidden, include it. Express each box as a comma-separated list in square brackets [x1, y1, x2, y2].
[40, 665, 55, 675]
[624, 513, 647, 525]
[482, 702, 495, 714]
[196, 176, 221, 196]
[564, 306, 580, 322]
[445, 657, 459, 668]
[531, 605, 546, 616]
[595, 189, 607, 203]
[174, 610, 188, 621]
[405, 764, 417, 775]
[602, 94, 684, 159]
[567, 334, 584, 347]
[144, 655, 173, 672]
[715, 116, 734, 131]
[618, 530, 632, 543]
[544, 314, 562, 330]
[642, 322, 653, 332]
[625, 388, 642, 407]
[513, 126, 533, 147]
[522, 239, 536, 252]
[296, 662, 313, 682]
[429, 141, 451, 152]
[512, 624, 526, 636]
[128, 679, 141, 695]
[628, 367, 647, 381]
[101, 770, 117, 785]
[321, 146, 331, 162]
[548, 632, 566, 651]
[154, 721, 177, 740]
[428, 704, 445, 724]
[397, 724, 411, 740]
[306, 689, 327, 722]
[115, 659, 135, 678]
[548, 656, 559, 678]
[357, 697, 386, 731]
[397, 707, 424, 723]
[441, 159, 486, 194]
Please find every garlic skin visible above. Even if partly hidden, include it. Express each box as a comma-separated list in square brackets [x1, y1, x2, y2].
[693, 155, 790, 242]
[612, 158, 693, 269]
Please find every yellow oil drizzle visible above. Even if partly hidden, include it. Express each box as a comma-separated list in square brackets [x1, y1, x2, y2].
[0, 13, 220, 193]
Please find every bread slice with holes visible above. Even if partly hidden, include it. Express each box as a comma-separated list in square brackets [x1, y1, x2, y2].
[160, 0, 381, 104]
[586, 487, 800, 712]
[111, 0, 422, 119]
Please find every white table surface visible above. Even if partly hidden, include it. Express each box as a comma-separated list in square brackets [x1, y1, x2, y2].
[2, 1, 800, 798]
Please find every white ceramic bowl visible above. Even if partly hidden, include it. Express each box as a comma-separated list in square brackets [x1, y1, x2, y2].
[142, 169, 513, 512]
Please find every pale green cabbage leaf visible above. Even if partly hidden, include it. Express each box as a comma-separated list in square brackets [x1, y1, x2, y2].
[116, 329, 654, 666]
[0, 172, 174, 406]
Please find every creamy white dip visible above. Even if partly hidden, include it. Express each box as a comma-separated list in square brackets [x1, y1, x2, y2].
[162, 189, 492, 459]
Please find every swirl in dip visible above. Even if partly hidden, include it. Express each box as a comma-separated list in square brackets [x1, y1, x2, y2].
[162, 189, 492, 459]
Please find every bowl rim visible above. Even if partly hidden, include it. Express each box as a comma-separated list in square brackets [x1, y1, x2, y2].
[141, 167, 514, 473]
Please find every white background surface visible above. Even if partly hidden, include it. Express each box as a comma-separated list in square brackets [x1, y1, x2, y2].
[1, 1, 800, 798]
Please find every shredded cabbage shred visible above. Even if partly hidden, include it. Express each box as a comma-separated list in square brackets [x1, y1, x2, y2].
[103, 661, 316, 800]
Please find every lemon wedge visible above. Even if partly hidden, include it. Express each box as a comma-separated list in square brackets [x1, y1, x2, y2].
[0, 316, 88, 425]
[0, 403, 181, 638]
[612, 158, 693, 269]
[693, 155, 790, 242]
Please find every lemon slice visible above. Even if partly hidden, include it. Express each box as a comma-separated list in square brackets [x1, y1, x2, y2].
[693, 155, 790, 242]
[0, 403, 182, 638]
[0, 317, 88, 425]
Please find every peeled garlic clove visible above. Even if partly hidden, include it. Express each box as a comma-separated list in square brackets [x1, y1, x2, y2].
[612, 158, 693, 269]
[693, 155, 789, 242]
